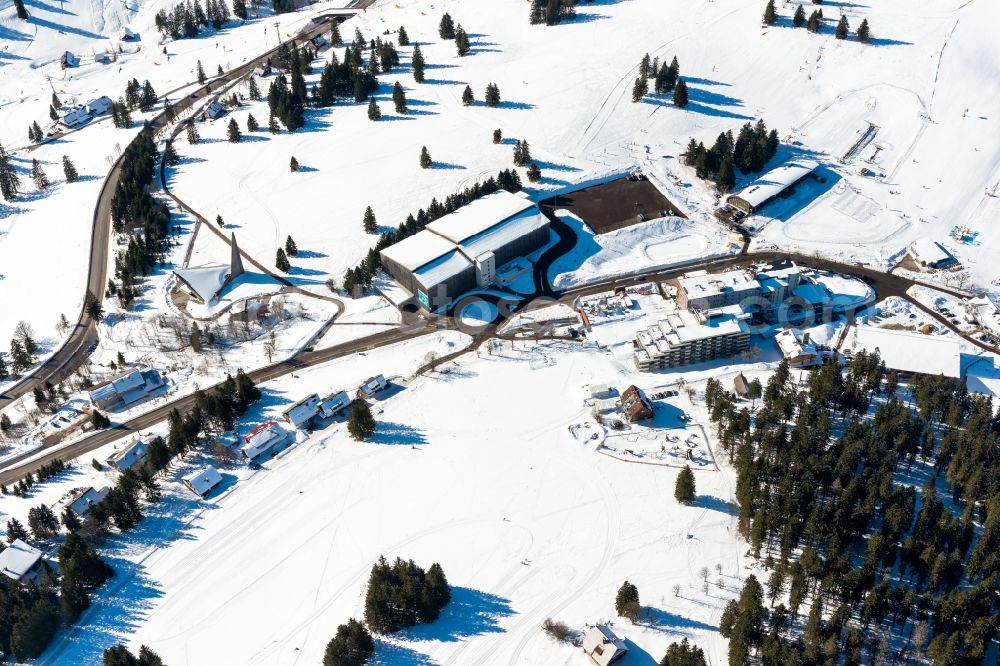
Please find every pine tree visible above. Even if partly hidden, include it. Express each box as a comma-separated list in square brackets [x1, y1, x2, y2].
[84, 289, 103, 322]
[396, 25, 408, 46]
[31, 121, 43, 143]
[216, 214, 224, 227]
[62, 507, 81, 532]
[615, 581, 640, 621]
[91, 410, 110, 428]
[186, 120, 200, 144]
[49, 105, 58, 121]
[6, 517, 28, 542]
[513, 139, 532, 167]
[217, 64, 224, 76]
[285, 235, 298, 256]
[363, 206, 377, 233]
[455, 25, 470, 56]
[660, 639, 707, 666]
[807, 10, 820, 32]
[247, 113, 259, 131]
[836, 15, 849, 39]
[639, 53, 651, 80]
[484, 82, 500, 107]
[13, 0, 28, 19]
[227, 118, 242, 142]
[763, 0, 776, 26]
[197, 60, 206, 84]
[275, 247, 290, 272]
[857, 18, 870, 42]
[367, 96, 382, 121]
[793, 4, 806, 27]
[419, 146, 433, 169]
[233, 0, 247, 20]
[31, 159, 50, 190]
[492, 128, 502, 144]
[248, 76, 261, 101]
[62, 155, 79, 183]
[631, 76, 648, 103]
[392, 81, 407, 113]
[438, 12, 455, 39]
[716, 155, 735, 193]
[140, 80, 157, 112]
[323, 618, 374, 666]
[289, 156, 299, 171]
[673, 79, 689, 108]
[675, 465, 696, 504]
[348, 399, 376, 441]
[269, 113, 279, 134]
[529, 0, 543, 24]
[0, 142, 21, 201]
[412, 44, 425, 83]
[51, 91, 61, 109]
[462, 85, 474, 106]
[527, 162, 541, 183]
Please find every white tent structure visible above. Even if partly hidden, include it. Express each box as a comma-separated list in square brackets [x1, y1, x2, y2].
[174, 233, 245, 304]
[727, 159, 819, 214]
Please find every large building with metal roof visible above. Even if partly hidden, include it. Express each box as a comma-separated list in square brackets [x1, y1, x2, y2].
[726, 159, 819, 215]
[380, 191, 550, 309]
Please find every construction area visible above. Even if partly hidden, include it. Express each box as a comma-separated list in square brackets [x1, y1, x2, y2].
[544, 175, 686, 234]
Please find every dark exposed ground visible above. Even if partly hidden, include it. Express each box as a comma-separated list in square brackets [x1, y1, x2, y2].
[546, 176, 686, 234]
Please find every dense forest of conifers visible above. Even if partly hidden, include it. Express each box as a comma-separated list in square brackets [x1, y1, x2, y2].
[705, 353, 999, 665]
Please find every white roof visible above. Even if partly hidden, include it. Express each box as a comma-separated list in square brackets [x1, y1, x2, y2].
[458, 207, 548, 259]
[847, 325, 960, 378]
[909, 238, 951, 264]
[582, 625, 628, 666]
[109, 439, 148, 468]
[111, 369, 145, 394]
[0, 539, 43, 581]
[174, 264, 230, 303]
[283, 394, 321, 424]
[679, 268, 758, 300]
[425, 190, 534, 243]
[730, 159, 819, 209]
[413, 249, 473, 287]
[184, 466, 222, 496]
[775, 329, 817, 359]
[68, 486, 110, 515]
[380, 230, 458, 272]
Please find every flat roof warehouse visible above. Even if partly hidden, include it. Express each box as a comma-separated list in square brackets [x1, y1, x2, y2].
[380, 191, 551, 308]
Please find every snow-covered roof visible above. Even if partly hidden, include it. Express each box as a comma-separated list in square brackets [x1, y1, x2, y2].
[184, 467, 222, 496]
[909, 238, 952, 265]
[458, 207, 549, 259]
[847, 325, 960, 378]
[380, 230, 458, 272]
[775, 329, 819, 364]
[0, 539, 43, 581]
[67, 486, 109, 516]
[678, 268, 758, 300]
[583, 625, 628, 666]
[282, 394, 321, 426]
[425, 190, 534, 243]
[174, 264, 231, 303]
[108, 439, 148, 470]
[413, 249, 473, 287]
[729, 159, 819, 209]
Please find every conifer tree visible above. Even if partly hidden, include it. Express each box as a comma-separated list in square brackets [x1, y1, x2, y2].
[792, 4, 806, 27]
[807, 10, 820, 32]
[615, 581, 640, 620]
[484, 82, 500, 107]
[289, 156, 299, 171]
[217, 64, 224, 76]
[285, 235, 298, 256]
[323, 618, 374, 666]
[14, 0, 28, 19]
[675, 465, 696, 504]
[438, 12, 455, 39]
[49, 105, 58, 121]
[227, 118, 242, 142]
[91, 410, 111, 428]
[6, 517, 28, 542]
[62, 155, 79, 183]
[269, 112, 279, 133]
[716, 155, 735, 193]
[836, 15, 849, 39]
[196, 60, 206, 84]
[233, 0, 247, 19]
[763, 0, 776, 26]
[186, 120, 200, 144]
[247, 113, 259, 131]
[31, 159, 49, 190]
[527, 162, 541, 183]
[392, 81, 407, 113]
[673, 79, 689, 108]
[31, 121, 43, 143]
[363, 206, 377, 233]
[275, 247, 291, 272]
[639, 53, 651, 80]
[84, 289, 103, 322]
[0, 142, 20, 201]
[367, 96, 382, 121]
[462, 85, 474, 106]
[455, 25, 470, 56]
[857, 18, 870, 42]
[665, 56, 679, 91]
[51, 91, 61, 109]
[412, 44, 425, 83]
[348, 399, 376, 441]
[216, 214, 224, 227]
[397, 25, 408, 46]
[660, 638, 707, 666]
[492, 128, 502, 144]
[420, 146, 433, 169]
[140, 80, 157, 112]
[631, 77, 648, 103]
[529, 0, 543, 24]
[248, 76, 261, 101]
[62, 507, 81, 532]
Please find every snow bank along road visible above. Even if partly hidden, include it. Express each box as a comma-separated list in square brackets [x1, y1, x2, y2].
[0, 8, 367, 413]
